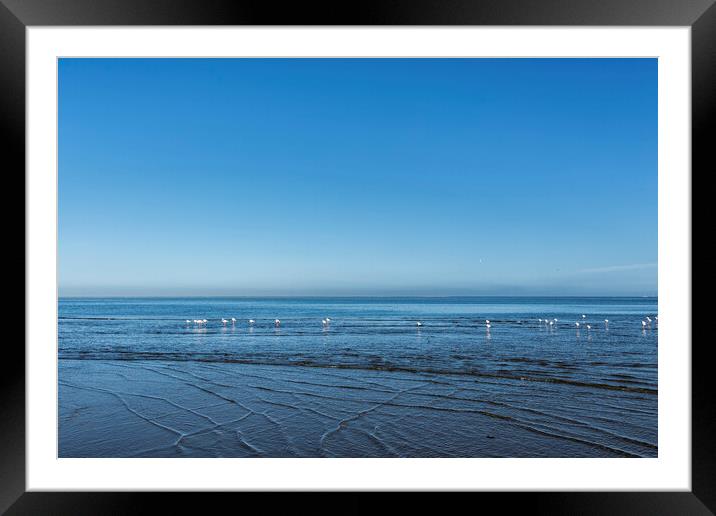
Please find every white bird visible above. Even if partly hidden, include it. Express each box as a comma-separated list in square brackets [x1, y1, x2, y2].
[554, 318, 558, 322]
[326, 318, 331, 322]
[221, 318, 228, 325]
[586, 324, 591, 330]
[486, 323, 491, 329]
[231, 317, 236, 323]
[416, 321, 423, 327]
[202, 319, 207, 324]
[642, 320, 647, 327]
[274, 319, 281, 327]
[575, 322, 580, 327]
[322, 319, 328, 326]
[185, 320, 191, 324]
[485, 320, 490, 325]
[549, 320, 554, 326]
[582, 314, 586, 319]
[248, 319, 255, 325]
[538, 318, 542, 323]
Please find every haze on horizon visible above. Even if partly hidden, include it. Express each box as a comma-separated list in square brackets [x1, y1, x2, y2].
[59, 58, 657, 298]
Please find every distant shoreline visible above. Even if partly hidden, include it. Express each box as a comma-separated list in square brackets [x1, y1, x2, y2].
[58, 295, 659, 300]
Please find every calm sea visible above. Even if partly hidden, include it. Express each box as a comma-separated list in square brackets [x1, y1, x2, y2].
[58, 296, 658, 457]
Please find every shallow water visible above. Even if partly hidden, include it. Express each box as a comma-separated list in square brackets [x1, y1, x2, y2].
[58, 297, 658, 457]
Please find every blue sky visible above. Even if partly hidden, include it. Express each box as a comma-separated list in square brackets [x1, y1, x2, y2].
[58, 58, 657, 296]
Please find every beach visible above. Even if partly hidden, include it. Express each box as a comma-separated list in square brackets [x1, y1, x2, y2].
[59, 357, 656, 458]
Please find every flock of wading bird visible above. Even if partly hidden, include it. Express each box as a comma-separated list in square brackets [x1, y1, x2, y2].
[184, 314, 657, 332]
[186, 317, 330, 328]
[536, 314, 657, 332]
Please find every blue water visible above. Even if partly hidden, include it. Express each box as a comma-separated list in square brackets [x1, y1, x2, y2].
[58, 297, 658, 457]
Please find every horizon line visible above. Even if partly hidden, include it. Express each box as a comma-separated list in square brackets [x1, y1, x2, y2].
[58, 294, 658, 299]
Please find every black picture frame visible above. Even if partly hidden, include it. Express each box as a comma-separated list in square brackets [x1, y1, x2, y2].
[3, 0, 709, 513]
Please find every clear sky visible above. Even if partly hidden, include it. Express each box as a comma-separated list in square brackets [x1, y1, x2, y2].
[58, 58, 657, 297]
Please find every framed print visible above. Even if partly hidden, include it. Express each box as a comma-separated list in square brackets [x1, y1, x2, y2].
[4, 0, 711, 513]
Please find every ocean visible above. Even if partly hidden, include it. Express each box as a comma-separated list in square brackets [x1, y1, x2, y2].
[58, 296, 658, 458]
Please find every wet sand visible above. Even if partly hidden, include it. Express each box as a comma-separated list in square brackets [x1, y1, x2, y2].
[59, 359, 657, 458]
